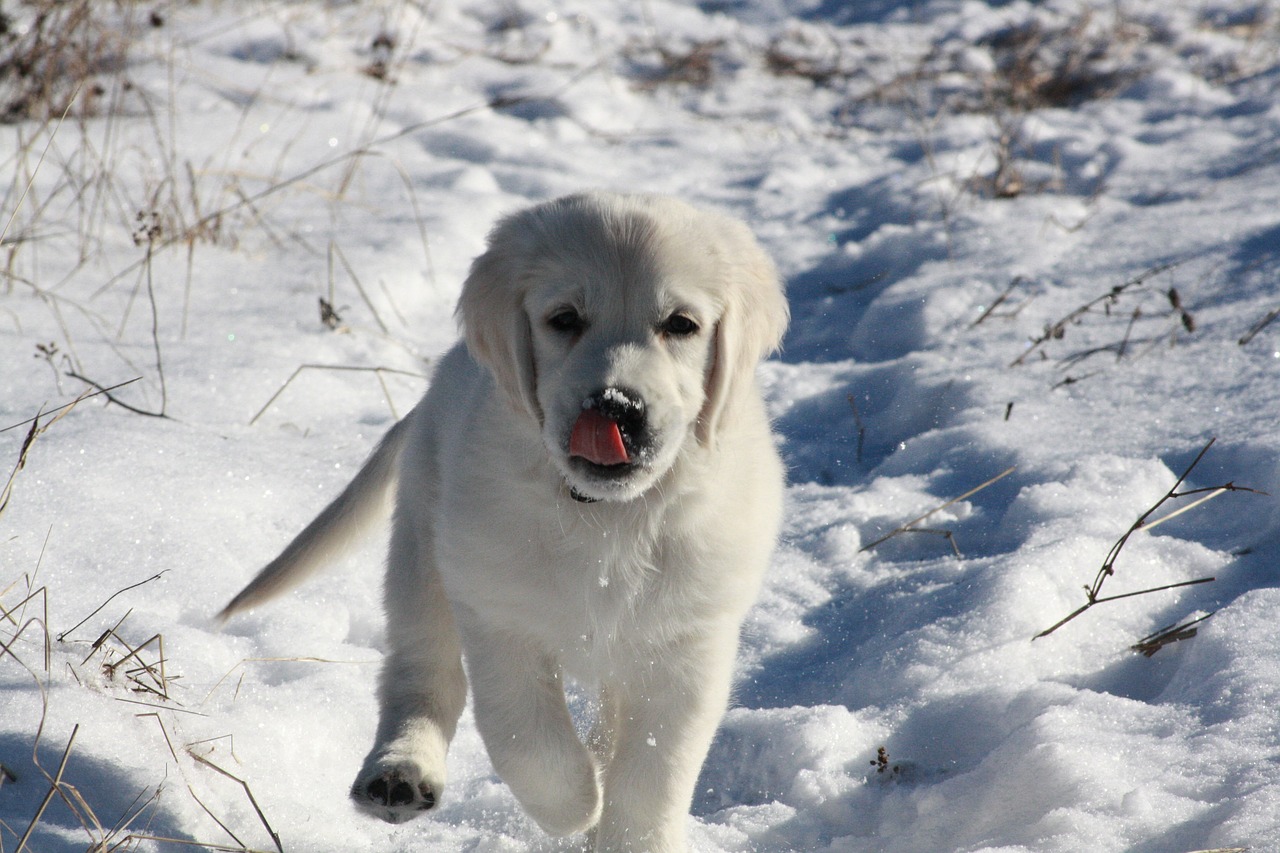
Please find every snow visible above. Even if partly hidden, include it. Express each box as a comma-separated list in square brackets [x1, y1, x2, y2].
[2, 0, 1279, 850]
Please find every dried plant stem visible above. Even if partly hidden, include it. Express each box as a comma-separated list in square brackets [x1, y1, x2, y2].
[57, 571, 167, 642]
[1132, 612, 1214, 657]
[63, 371, 167, 419]
[96, 75, 601, 296]
[861, 466, 1016, 555]
[143, 242, 169, 416]
[111, 835, 274, 853]
[970, 276, 1027, 327]
[1239, 306, 1280, 346]
[202, 655, 375, 706]
[1010, 260, 1179, 367]
[0, 379, 140, 435]
[188, 751, 284, 853]
[845, 394, 866, 464]
[1, 381, 141, 519]
[1034, 438, 1263, 639]
[0, 88, 81, 249]
[17, 724, 79, 853]
[248, 363, 426, 426]
[329, 241, 390, 334]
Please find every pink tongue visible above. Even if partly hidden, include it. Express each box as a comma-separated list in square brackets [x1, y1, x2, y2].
[569, 408, 630, 466]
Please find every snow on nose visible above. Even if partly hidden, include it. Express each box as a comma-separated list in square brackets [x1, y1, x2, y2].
[569, 407, 630, 466]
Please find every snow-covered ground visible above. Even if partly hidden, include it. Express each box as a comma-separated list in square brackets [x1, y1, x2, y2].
[3, 0, 1280, 850]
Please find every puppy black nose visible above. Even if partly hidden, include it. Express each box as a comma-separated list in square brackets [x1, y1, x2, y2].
[586, 387, 646, 439]
[591, 386, 650, 422]
[570, 388, 647, 470]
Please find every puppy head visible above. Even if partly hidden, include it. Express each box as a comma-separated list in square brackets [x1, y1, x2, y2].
[457, 192, 787, 502]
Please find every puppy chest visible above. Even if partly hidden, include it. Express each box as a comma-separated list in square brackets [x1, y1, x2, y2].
[438, 523, 678, 644]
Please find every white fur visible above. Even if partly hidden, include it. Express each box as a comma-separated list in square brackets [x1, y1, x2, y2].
[219, 192, 789, 853]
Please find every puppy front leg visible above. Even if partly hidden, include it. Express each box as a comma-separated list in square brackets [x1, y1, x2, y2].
[595, 630, 738, 853]
[352, 520, 467, 823]
[462, 621, 602, 837]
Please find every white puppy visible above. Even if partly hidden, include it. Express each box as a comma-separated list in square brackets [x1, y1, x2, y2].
[220, 192, 788, 852]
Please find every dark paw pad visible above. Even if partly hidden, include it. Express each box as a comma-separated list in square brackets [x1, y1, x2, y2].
[361, 774, 435, 812]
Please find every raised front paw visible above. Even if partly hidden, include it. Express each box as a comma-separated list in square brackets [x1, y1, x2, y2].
[351, 765, 437, 824]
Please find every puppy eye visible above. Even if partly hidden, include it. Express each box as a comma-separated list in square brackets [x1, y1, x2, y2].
[547, 308, 585, 335]
[660, 313, 699, 337]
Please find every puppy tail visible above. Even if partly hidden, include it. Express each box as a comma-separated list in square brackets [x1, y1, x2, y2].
[217, 414, 414, 622]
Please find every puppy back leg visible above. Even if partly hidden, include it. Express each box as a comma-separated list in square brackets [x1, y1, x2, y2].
[462, 622, 602, 837]
[351, 508, 466, 824]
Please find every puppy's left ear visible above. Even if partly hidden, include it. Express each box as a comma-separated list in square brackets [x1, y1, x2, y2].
[697, 217, 789, 446]
[456, 217, 541, 423]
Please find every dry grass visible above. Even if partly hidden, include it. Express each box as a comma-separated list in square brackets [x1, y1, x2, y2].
[0, 1, 151, 124]
[1009, 261, 1187, 371]
[1, 564, 287, 852]
[248, 363, 427, 426]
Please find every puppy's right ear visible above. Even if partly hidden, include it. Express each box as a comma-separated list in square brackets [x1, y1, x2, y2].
[456, 219, 541, 423]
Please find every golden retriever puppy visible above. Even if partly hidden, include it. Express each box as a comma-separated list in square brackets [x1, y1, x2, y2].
[219, 192, 789, 852]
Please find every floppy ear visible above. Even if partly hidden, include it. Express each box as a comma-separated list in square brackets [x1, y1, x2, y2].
[696, 218, 789, 446]
[456, 219, 542, 424]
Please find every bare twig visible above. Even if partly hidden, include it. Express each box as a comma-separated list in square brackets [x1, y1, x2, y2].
[187, 751, 284, 853]
[970, 276, 1027, 327]
[248, 363, 426, 425]
[0, 87, 82, 249]
[1, 381, 143, 519]
[1034, 438, 1263, 639]
[329, 241, 390, 334]
[1239, 306, 1280, 346]
[141, 239, 169, 416]
[861, 466, 1017, 555]
[0, 379, 143, 435]
[17, 724, 79, 852]
[845, 394, 866, 464]
[1132, 612, 1214, 657]
[64, 370, 170, 419]
[1010, 261, 1180, 367]
[94, 70, 602, 296]
[57, 571, 167, 642]
[109, 835, 274, 852]
[202, 656, 376, 706]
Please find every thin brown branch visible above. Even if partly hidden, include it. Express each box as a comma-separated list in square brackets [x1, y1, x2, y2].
[248, 363, 426, 426]
[1239, 306, 1280, 346]
[64, 371, 169, 419]
[187, 751, 284, 853]
[1132, 612, 1214, 657]
[0, 378, 141, 434]
[861, 466, 1016, 554]
[970, 276, 1026, 327]
[17, 724, 79, 852]
[1035, 438, 1261, 639]
[58, 571, 167, 642]
[1010, 261, 1179, 367]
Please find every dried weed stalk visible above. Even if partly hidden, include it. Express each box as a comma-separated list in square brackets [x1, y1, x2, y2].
[1010, 261, 1181, 367]
[1132, 612, 1214, 657]
[861, 466, 1016, 557]
[977, 9, 1147, 112]
[1035, 438, 1264, 640]
[1239, 306, 1280, 346]
[1, 566, 281, 851]
[249, 363, 426, 426]
[0, 380, 141, 519]
[0, 0, 146, 123]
